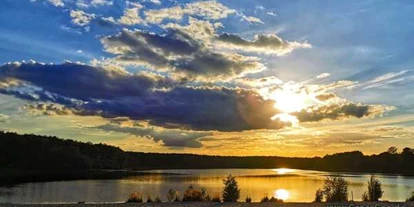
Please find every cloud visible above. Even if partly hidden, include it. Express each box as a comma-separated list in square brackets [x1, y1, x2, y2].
[70, 10, 96, 26]
[216, 33, 311, 55]
[116, 2, 145, 25]
[293, 103, 394, 122]
[317, 73, 330, 79]
[0, 61, 290, 131]
[0, 113, 9, 122]
[351, 70, 414, 90]
[95, 123, 210, 148]
[241, 15, 264, 24]
[101, 29, 264, 80]
[48, 0, 64, 7]
[144, 0, 236, 24]
[315, 93, 336, 101]
[0, 61, 180, 101]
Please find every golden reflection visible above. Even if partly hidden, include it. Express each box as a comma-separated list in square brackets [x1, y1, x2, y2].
[273, 168, 294, 174]
[275, 189, 290, 200]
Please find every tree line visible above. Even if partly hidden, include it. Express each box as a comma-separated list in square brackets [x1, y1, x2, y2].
[1, 131, 413, 184]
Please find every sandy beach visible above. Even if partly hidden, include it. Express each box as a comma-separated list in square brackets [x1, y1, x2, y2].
[2, 202, 414, 207]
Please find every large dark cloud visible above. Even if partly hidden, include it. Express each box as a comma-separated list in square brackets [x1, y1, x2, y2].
[0, 62, 285, 132]
[0, 61, 179, 100]
[0, 62, 391, 134]
[101, 29, 263, 79]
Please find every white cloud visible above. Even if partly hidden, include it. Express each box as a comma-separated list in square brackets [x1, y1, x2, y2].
[117, 2, 145, 25]
[144, 0, 236, 24]
[70, 10, 96, 26]
[241, 15, 264, 24]
[48, 0, 64, 7]
[317, 73, 330, 79]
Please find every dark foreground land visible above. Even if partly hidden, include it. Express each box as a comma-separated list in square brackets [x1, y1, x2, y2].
[1, 131, 414, 185]
[1, 202, 414, 207]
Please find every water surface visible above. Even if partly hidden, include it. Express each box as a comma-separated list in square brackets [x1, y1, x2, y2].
[1, 168, 413, 204]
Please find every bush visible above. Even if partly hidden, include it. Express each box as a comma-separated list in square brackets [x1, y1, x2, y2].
[182, 185, 211, 201]
[362, 192, 369, 201]
[211, 195, 221, 202]
[323, 173, 348, 202]
[269, 196, 283, 203]
[407, 192, 414, 202]
[315, 188, 324, 202]
[146, 195, 153, 203]
[167, 189, 180, 202]
[126, 192, 143, 203]
[260, 195, 269, 202]
[222, 174, 240, 202]
[362, 175, 383, 201]
[154, 196, 162, 202]
[245, 196, 252, 203]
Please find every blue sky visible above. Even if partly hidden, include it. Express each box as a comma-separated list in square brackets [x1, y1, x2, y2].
[0, 0, 414, 156]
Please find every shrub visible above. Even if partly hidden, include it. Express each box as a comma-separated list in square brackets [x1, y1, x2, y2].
[315, 188, 324, 202]
[154, 196, 162, 202]
[406, 192, 414, 202]
[245, 196, 252, 203]
[222, 174, 240, 202]
[211, 195, 221, 202]
[182, 185, 210, 201]
[362, 175, 383, 201]
[269, 196, 283, 203]
[167, 189, 180, 202]
[126, 192, 143, 203]
[146, 195, 153, 203]
[260, 195, 269, 202]
[362, 192, 369, 201]
[323, 173, 348, 202]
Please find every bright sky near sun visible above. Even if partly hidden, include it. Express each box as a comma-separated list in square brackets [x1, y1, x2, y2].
[1, 0, 414, 157]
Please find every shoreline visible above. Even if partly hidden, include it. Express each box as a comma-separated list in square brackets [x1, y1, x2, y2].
[2, 201, 414, 207]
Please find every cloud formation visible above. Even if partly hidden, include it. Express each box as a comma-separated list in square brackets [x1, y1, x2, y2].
[216, 33, 311, 55]
[144, 0, 236, 24]
[70, 10, 96, 26]
[95, 123, 210, 148]
[293, 103, 394, 122]
[101, 29, 264, 79]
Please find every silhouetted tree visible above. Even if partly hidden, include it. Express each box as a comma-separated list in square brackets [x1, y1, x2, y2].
[315, 188, 324, 202]
[323, 173, 348, 202]
[362, 175, 383, 201]
[387, 146, 398, 154]
[222, 174, 240, 202]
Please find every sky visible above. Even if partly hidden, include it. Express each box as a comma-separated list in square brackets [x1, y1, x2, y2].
[1, 0, 414, 157]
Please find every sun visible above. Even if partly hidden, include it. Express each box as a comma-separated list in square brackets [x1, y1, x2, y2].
[269, 85, 310, 113]
[275, 189, 290, 200]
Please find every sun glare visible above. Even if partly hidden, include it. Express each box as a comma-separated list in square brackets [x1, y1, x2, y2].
[275, 189, 290, 200]
[270, 87, 310, 113]
[271, 113, 299, 126]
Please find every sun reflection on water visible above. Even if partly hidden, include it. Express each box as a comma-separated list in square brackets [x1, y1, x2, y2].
[273, 168, 295, 174]
[275, 189, 290, 200]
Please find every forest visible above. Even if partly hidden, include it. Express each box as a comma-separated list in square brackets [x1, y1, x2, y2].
[1, 131, 413, 185]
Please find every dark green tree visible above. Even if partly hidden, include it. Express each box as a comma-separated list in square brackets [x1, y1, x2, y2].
[362, 175, 383, 201]
[323, 173, 348, 202]
[222, 174, 240, 202]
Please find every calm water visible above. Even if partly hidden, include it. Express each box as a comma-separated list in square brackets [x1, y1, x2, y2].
[1, 168, 414, 204]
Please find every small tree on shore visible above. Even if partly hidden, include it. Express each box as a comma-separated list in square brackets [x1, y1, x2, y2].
[315, 188, 324, 202]
[323, 173, 348, 202]
[222, 174, 240, 202]
[362, 175, 383, 201]
[167, 189, 180, 202]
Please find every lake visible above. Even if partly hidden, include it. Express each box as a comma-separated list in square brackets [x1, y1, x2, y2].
[1, 168, 413, 204]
